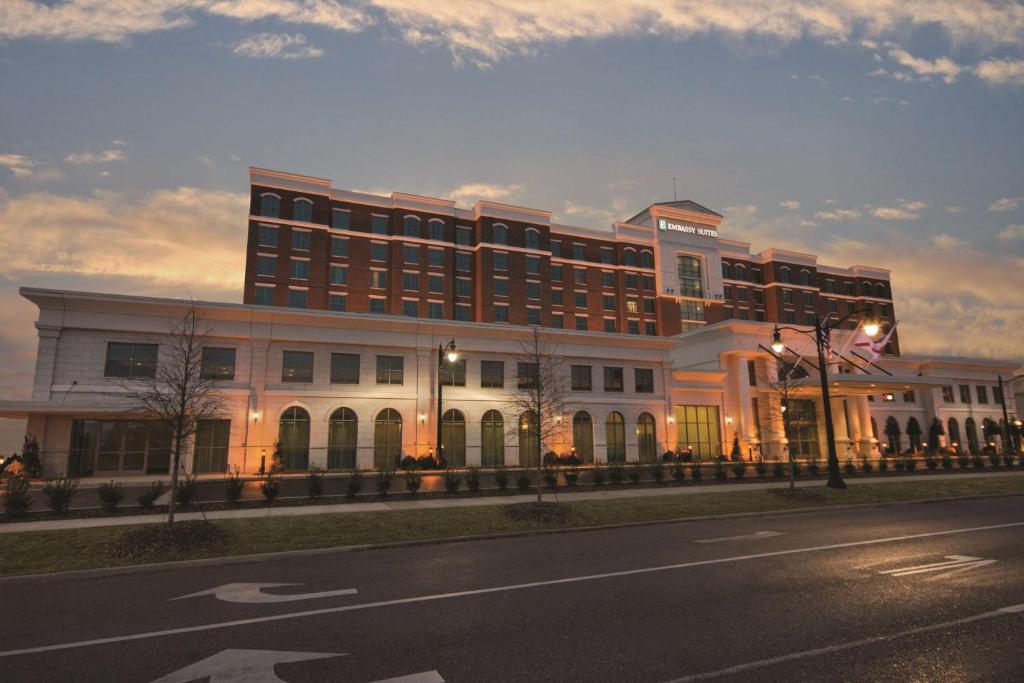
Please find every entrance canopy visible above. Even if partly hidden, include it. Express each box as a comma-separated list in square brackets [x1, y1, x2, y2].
[777, 374, 944, 398]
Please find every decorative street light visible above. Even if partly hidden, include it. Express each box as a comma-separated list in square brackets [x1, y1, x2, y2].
[436, 338, 458, 464]
[997, 374, 1023, 454]
[771, 308, 879, 489]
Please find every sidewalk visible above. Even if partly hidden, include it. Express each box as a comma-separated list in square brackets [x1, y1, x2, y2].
[3, 470, 1021, 535]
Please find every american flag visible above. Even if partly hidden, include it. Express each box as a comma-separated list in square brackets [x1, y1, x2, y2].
[818, 323, 833, 364]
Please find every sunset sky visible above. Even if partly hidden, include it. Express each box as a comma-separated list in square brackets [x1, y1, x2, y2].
[1, 1, 1023, 451]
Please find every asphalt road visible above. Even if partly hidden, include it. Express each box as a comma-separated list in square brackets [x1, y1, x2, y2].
[1, 496, 1022, 682]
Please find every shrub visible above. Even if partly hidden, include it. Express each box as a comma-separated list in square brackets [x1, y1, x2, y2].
[516, 472, 531, 493]
[20, 434, 42, 479]
[972, 455, 985, 470]
[542, 451, 558, 466]
[466, 466, 481, 494]
[97, 480, 124, 513]
[260, 469, 281, 503]
[843, 459, 856, 475]
[400, 455, 417, 470]
[690, 465, 703, 482]
[416, 454, 437, 470]
[904, 457, 917, 472]
[345, 471, 363, 498]
[609, 464, 624, 485]
[731, 462, 746, 479]
[877, 457, 889, 474]
[807, 459, 820, 476]
[1003, 454, 1015, 468]
[627, 462, 643, 484]
[592, 466, 606, 486]
[957, 454, 969, 470]
[564, 466, 580, 487]
[223, 469, 244, 504]
[713, 461, 727, 481]
[308, 467, 325, 498]
[772, 461, 786, 479]
[405, 467, 422, 495]
[941, 454, 953, 471]
[174, 473, 198, 507]
[494, 467, 509, 492]
[443, 469, 461, 495]
[662, 451, 676, 463]
[672, 463, 687, 483]
[138, 481, 164, 509]
[649, 463, 666, 484]
[924, 456, 938, 471]
[4, 476, 32, 518]
[556, 454, 581, 466]
[988, 452, 1002, 468]
[376, 468, 395, 497]
[42, 477, 79, 514]
[859, 456, 874, 474]
[894, 458, 906, 472]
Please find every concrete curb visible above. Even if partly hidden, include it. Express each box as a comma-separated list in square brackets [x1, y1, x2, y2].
[2, 489, 1020, 584]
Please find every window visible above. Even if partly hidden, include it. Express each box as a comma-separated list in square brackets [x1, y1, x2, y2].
[828, 300, 838, 314]
[680, 300, 705, 322]
[643, 298, 655, 314]
[259, 194, 280, 217]
[802, 291, 814, 307]
[456, 278, 471, 297]
[291, 259, 309, 280]
[480, 360, 504, 388]
[575, 316, 588, 331]
[603, 318, 617, 333]
[626, 319, 640, 336]
[281, 350, 313, 382]
[69, 420, 170, 476]
[402, 300, 418, 317]
[942, 385, 955, 403]
[494, 304, 509, 322]
[551, 313, 563, 328]
[369, 297, 386, 314]
[572, 243, 585, 260]
[550, 240, 561, 257]
[428, 220, 444, 241]
[373, 408, 403, 469]
[330, 265, 348, 286]
[747, 360, 758, 387]
[456, 227, 472, 246]
[526, 256, 540, 275]
[734, 264, 746, 282]
[494, 252, 508, 271]
[574, 268, 587, 285]
[723, 307, 734, 319]
[804, 313, 815, 326]
[675, 405, 723, 459]
[371, 214, 389, 235]
[602, 271, 615, 288]
[428, 248, 444, 267]
[642, 275, 654, 290]
[104, 342, 158, 379]
[327, 408, 357, 469]
[571, 365, 592, 391]
[551, 264, 563, 282]
[786, 400, 820, 458]
[574, 291, 587, 308]
[977, 386, 988, 404]
[754, 291, 764, 305]
[481, 410, 505, 467]
[454, 304, 470, 320]
[527, 282, 540, 300]
[441, 358, 467, 386]
[371, 270, 387, 289]
[329, 294, 346, 312]
[331, 236, 348, 257]
[428, 274, 443, 294]
[551, 289, 563, 306]
[518, 411, 539, 467]
[722, 262, 731, 279]
[645, 321, 657, 336]
[825, 280, 835, 293]
[517, 362, 539, 389]
[254, 285, 274, 305]
[456, 251, 472, 271]
[603, 294, 615, 310]
[600, 247, 614, 264]
[635, 368, 654, 393]
[404, 245, 419, 264]
[606, 412, 626, 463]
[278, 407, 310, 471]
[739, 309, 750, 321]
[525, 229, 540, 250]
[292, 199, 312, 223]
[783, 289, 793, 305]
[623, 249, 637, 267]
[677, 255, 703, 297]
[257, 255, 277, 276]
[494, 278, 509, 297]
[332, 209, 350, 230]
[428, 301, 443, 319]
[370, 242, 387, 261]
[201, 347, 236, 380]
[959, 384, 972, 403]
[193, 419, 230, 474]
[903, 390, 916, 403]
[376, 355, 404, 384]
[572, 412, 594, 462]
[736, 288, 748, 301]
[626, 297, 638, 313]
[287, 289, 307, 308]
[403, 215, 420, 237]
[800, 270, 811, 286]
[779, 266, 791, 283]
[604, 366, 624, 392]
[402, 272, 419, 291]
[291, 229, 310, 251]
[330, 353, 360, 384]
[492, 224, 507, 244]
[641, 250, 653, 268]
[258, 225, 278, 247]
[625, 273, 638, 290]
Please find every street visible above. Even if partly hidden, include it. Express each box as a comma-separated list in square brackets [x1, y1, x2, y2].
[0, 496, 1022, 682]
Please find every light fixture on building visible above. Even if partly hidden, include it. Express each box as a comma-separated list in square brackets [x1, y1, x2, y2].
[667, 415, 675, 423]
[250, 410, 261, 423]
[771, 329, 785, 354]
[419, 413, 426, 423]
[725, 416, 733, 425]
[863, 321, 880, 337]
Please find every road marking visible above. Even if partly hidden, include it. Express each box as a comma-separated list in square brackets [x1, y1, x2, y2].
[151, 648, 343, 683]
[694, 531, 781, 544]
[172, 583, 358, 604]
[878, 555, 996, 578]
[0, 520, 1021, 659]
[375, 674, 444, 683]
[664, 603, 1024, 681]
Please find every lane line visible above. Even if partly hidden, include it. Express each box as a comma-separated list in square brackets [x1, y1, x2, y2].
[664, 603, 1024, 681]
[0, 520, 1021, 659]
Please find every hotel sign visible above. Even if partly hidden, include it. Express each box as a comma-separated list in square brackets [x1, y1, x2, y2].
[658, 218, 718, 238]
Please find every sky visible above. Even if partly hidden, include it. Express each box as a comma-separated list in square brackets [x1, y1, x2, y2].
[1, 0, 1023, 453]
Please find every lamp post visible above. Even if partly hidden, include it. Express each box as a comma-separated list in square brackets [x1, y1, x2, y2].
[997, 374, 1023, 454]
[436, 339, 458, 464]
[772, 310, 879, 489]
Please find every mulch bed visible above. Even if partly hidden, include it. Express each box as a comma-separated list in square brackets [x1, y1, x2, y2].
[502, 502, 573, 525]
[108, 520, 230, 559]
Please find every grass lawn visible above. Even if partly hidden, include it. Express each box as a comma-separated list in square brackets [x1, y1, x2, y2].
[1, 475, 1022, 577]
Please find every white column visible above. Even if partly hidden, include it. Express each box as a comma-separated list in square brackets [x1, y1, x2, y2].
[32, 326, 61, 400]
[830, 396, 852, 459]
[734, 355, 756, 445]
[856, 396, 874, 457]
[416, 348, 433, 457]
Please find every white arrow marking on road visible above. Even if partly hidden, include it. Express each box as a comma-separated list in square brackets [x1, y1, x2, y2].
[374, 673, 445, 683]
[878, 555, 996, 578]
[694, 531, 782, 544]
[150, 648, 344, 683]
[172, 583, 358, 604]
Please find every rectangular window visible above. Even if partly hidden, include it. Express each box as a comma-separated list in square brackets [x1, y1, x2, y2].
[675, 405, 722, 459]
[291, 259, 309, 280]
[802, 291, 814, 307]
[739, 309, 750, 321]
[603, 318, 617, 333]
[494, 252, 508, 271]
[903, 390, 916, 403]
[370, 242, 387, 261]
[454, 304, 471, 321]
[604, 366, 624, 392]
[825, 280, 835, 293]
[330, 353, 360, 384]
[371, 270, 387, 289]
[723, 307, 734, 319]
[575, 315, 588, 331]
[645, 321, 657, 336]
[494, 278, 509, 297]
[600, 247, 614, 264]
[783, 289, 794, 305]
[550, 240, 561, 257]
[282, 350, 313, 383]
[755, 310, 766, 322]
[551, 289, 563, 306]
[456, 277, 471, 297]
[526, 256, 540, 275]
[371, 215, 389, 235]
[429, 221, 444, 241]
[456, 227, 472, 246]
[572, 243, 585, 261]
[642, 275, 654, 291]
[404, 245, 419, 265]
[804, 313, 816, 326]
[330, 265, 347, 286]
[574, 268, 586, 285]
[254, 285, 274, 305]
[402, 300, 418, 317]
[369, 297, 386, 314]
[783, 310, 796, 324]
[942, 385, 955, 403]
[994, 384, 1003, 403]
[480, 360, 504, 388]
[291, 230, 310, 251]
[428, 302, 443, 319]
[570, 365, 592, 391]
[747, 360, 758, 387]
[428, 274, 443, 294]
[494, 304, 509, 322]
[287, 289, 307, 308]
[626, 297, 638, 313]
[201, 347, 236, 380]
[258, 225, 278, 247]
[526, 281, 540, 300]
[680, 300, 705, 321]
[574, 291, 587, 308]
[626, 273, 638, 289]
[527, 307, 541, 325]
[332, 209, 350, 230]
[753, 290, 764, 305]
[603, 294, 615, 310]
[635, 368, 654, 393]
[428, 248, 444, 267]
[977, 386, 988, 404]
[329, 294, 346, 312]
[677, 255, 703, 298]
[257, 255, 276, 276]
[551, 264, 562, 282]
[643, 298, 655, 314]
[959, 384, 972, 403]
[456, 251, 472, 272]
[602, 271, 615, 288]
[551, 313, 564, 329]
[331, 236, 348, 257]
[376, 355, 404, 384]
[441, 358, 467, 386]
[517, 362, 539, 389]
[403, 272, 419, 291]
[104, 342, 158, 379]
[627, 319, 640, 335]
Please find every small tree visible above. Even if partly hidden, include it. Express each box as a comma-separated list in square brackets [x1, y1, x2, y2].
[505, 327, 568, 504]
[927, 418, 945, 453]
[20, 434, 42, 479]
[729, 434, 741, 461]
[123, 301, 226, 525]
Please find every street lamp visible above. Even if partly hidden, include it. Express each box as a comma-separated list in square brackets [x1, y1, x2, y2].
[997, 374, 1024, 454]
[771, 310, 879, 489]
[436, 338, 458, 464]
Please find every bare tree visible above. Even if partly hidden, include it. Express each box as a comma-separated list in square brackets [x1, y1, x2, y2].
[505, 327, 569, 503]
[767, 352, 811, 491]
[124, 302, 226, 524]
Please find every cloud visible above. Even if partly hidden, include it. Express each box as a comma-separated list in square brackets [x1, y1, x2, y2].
[989, 197, 1022, 212]
[872, 207, 919, 221]
[814, 208, 861, 221]
[232, 32, 323, 59]
[900, 200, 926, 211]
[0, 153, 61, 180]
[887, 48, 962, 84]
[445, 182, 523, 206]
[558, 198, 632, 227]
[64, 148, 124, 164]
[999, 224, 1024, 241]
[945, 205, 966, 214]
[931, 233, 963, 250]
[974, 58, 1024, 86]
[780, 200, 800, 210]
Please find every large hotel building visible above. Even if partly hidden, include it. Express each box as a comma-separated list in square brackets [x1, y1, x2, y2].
[1, 167, 1019, 476]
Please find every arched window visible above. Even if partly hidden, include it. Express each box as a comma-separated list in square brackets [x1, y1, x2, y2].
[403, 215, 420, 237]
[428, 219, 445, 241]
[492, 223, 507, 245]
[779, 266, 791, 283]
[260, 193, 280, 218]
[884, 416, 902, 455]
[572, 411, 594, 463]
[875, 283, 887, 297]
[441, 409, 466, 467]
[641, 250, 654, 268]
[525, 228, 540, 250]
[374, 408, 403, 469]
[293, 198, 312, 223]
[606, 411, 625, 463]
[721, 262, 732, 279]
[734, 264, 746, 282]
[862, 281, 873, 295]
[278, 407, 310, 471]
[637, 412, 657, 463]
[328, 408, 357, 469]
[906, 417, 922, 452]
[623, 249, 637, 267]
[480, 410, 504, 467]
[518, 411, 538, 467]
[965, 418, 979, 453]
[799, 270, 811, 286]
[947, 418, 961, 452]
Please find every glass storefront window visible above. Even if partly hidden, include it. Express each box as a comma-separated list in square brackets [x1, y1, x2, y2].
[674, 405, 722, 460]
